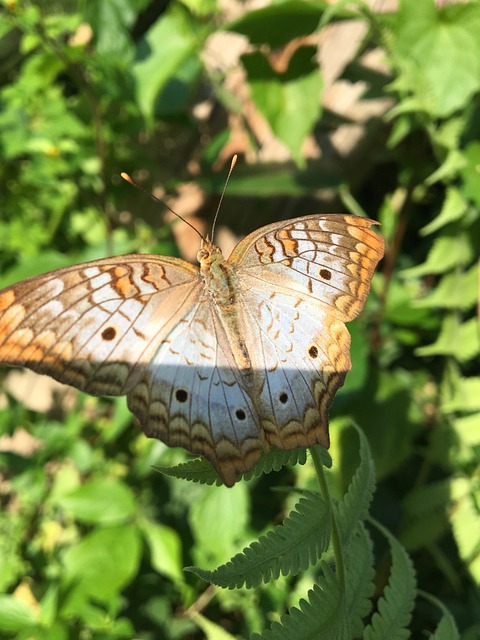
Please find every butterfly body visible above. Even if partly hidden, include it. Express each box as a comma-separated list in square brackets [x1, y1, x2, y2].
[0, 214, 384, 485]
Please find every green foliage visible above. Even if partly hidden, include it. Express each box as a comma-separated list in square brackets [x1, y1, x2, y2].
[1, 0, 479, 637]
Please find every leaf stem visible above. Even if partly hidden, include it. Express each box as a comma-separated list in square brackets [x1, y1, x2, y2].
[310, 446, 346, 592]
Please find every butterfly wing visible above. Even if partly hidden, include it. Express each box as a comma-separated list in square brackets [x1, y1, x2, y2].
[0, 255, 202, 395]
[230, 213, 385, 321]
[0, 252, 265, 485]
[231, 214, 384, 452]
[128, 299, 264, 486]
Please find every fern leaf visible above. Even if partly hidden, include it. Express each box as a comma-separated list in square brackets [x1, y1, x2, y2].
[418, 591, 459, 640]
[345, 524, 375, 637]
[186, 492, 330, 588]
[364, 521, 416, 640]
[154, 447, 309, 486]
[243, 446, 310, 480]
[252, 562, 348, 640]
[336, 423, 376, 545]
[154, 458, 220, 485]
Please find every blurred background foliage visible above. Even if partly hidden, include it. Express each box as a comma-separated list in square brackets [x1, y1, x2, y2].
[0, 0, 479, 638]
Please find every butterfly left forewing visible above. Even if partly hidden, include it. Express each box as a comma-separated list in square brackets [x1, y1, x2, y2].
[230, 213, 384, 321]
[0, 255, 201, 395]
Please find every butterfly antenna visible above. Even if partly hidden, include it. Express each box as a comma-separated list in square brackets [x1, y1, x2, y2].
[120, 172, 204, 240]
[210, 154, 237, 242]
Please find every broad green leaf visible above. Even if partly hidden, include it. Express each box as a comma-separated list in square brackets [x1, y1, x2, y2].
[226, 0, 324, 48]
[442, 377, 480, 413]
[56, 478, 136, 525]
[453, 412, 480, 448]
[0, 595, 37, 632]
[450, 478, 480, 584]
[402, 232, 473, 277]
[141, 520, 185, 585]
[394, 0, 480, 116]
[420, 188, 468, 236]
[85, 0, 135, 55]
[242, 47, 323, 165]
[132, 5, 207, 121]
[189, 482, 249, 564]
[61, 525, 142, 605]
[417, 316, 480, 363]
[414, 264, 478, 311]
[383, 277, 437, 329]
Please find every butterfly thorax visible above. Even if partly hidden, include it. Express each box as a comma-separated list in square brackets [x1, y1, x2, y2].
[197, 239, 252, 378]
[197, 240, 237, 310]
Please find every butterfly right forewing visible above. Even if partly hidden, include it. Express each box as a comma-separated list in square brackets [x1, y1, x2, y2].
[0, 255, 201, 396]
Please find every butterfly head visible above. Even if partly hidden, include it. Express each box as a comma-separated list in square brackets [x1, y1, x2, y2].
[197, 237, 223, 268]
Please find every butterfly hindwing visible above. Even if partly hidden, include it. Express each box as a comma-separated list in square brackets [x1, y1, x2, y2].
[128, 299, 264, 486]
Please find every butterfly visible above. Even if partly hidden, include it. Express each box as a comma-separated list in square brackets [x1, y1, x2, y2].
[0, 213, 384, 485]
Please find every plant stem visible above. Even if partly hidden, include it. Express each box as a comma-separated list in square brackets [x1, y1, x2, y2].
[310, 446, 346, 593]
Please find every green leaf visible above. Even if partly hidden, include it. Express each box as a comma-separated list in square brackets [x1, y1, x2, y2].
[420, 188, 468, 236]
[442, 377, 480, 413]
[242, 46, 323, 165]
[450, 478, 480, 584]
[414, 264, 478, 311]
[187, 492, 330, 588]
[402, 232, 473, 277]
[226, 0, 325, 48]
[189, 482, 249, 563]
[0, 595, 37, 632]
[85, 0, 135, 55]
[55, 478, 137, 525]
[394, 0, 480, 116]
[190, 612, 238, 640]
[416, 315, 480, 363]
[132, 5, 206, 121]
[141, 520, 185, 586]
[364, 520, 416, 639]
[418, 591, 459, 639]
[61, 525, 142, 605]
[453, 412, 480, 448]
